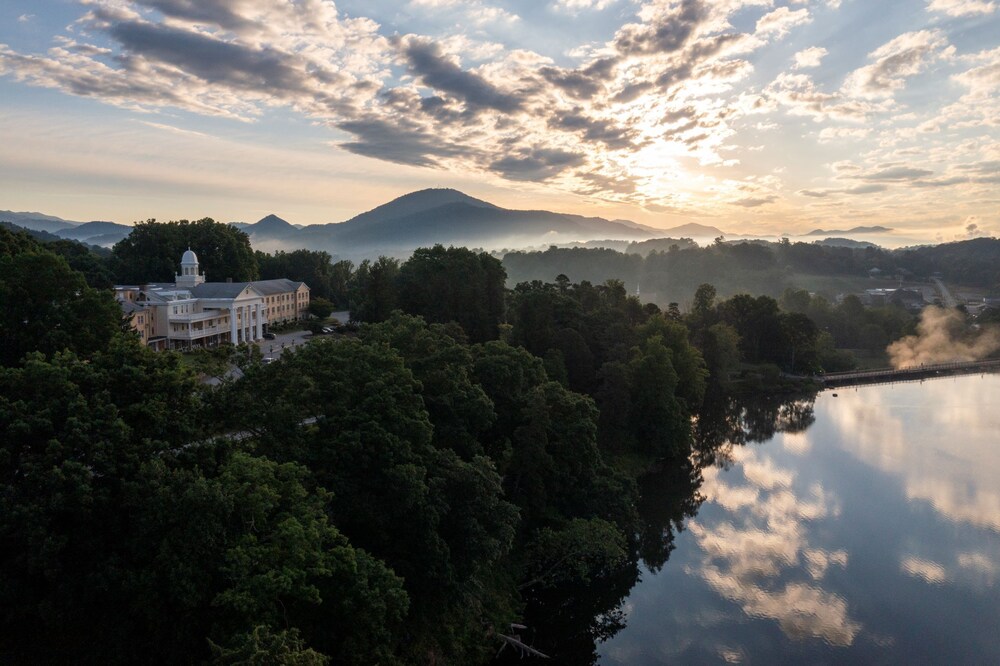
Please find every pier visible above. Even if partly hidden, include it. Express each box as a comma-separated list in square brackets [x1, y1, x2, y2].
[819, 358, 1000, 388]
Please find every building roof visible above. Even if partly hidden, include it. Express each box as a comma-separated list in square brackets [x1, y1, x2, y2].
[250, 278, 306, 295]
[190, 282, 256, 299]
[181, 248, 199, 264]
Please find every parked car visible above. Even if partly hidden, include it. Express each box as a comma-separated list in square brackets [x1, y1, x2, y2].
[263, 332, 276, 340]
[321, 327, 333, 334]
[262, 357, 275, 365]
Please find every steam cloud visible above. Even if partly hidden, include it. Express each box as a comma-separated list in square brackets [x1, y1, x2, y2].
[887, 306, 1000, 369]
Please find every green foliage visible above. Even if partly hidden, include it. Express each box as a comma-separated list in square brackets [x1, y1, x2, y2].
[397, 244, 507, 343]
[111, 218, 258, 284]
[0, 235, 121, 366]
[307, 296, 335, 319]
[256, 249, 343, 303]
[521, 518, 628, 590]
[211, 626, 330, 665]
[503, 246, 642, 293]
[350, 255, 399, 322]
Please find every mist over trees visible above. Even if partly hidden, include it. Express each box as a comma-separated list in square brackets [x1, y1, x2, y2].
[502, 238, 1000, 306]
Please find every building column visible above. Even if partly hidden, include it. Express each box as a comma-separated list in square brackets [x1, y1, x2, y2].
[230, 307, 237, 344]
[255, 303, 262, 339]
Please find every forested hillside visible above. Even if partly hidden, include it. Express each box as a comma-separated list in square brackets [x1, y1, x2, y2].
[502, 238, 1000, 306]
[3, 222, 997, 663]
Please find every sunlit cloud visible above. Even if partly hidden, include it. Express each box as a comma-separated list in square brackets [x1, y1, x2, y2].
[927, 0, 998, 17]
[0, 0, 996, 234]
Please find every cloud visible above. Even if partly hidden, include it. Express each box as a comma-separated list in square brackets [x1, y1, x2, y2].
[17, 14, 35, 23]
[1, 0, 994, 232]
[555, 0, 618, 12]
[901, 556, 948, 584]
[395, 36, 522, 113]
[860, 165, 935, 181]
[927, 0, 997, 16]
[842, 30, 951, 99]
[817, 126, 870, 142]
[756, 7, 812, 38]
[613, 0, 708, 56]
[731, 195, 778, 207]
[337, 116, 472, 166]
[793, 46, 828, 69]
[490, 146, 587, 181]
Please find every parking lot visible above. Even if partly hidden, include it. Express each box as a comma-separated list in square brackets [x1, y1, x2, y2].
[257, 311, 351, 360]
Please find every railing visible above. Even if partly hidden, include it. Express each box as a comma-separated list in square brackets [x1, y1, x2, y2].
[819, 359, 1000, 387]
[169, 325, 232, 340]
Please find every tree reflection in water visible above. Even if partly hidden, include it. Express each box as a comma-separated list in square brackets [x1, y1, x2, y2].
[496, 389, 817, 665]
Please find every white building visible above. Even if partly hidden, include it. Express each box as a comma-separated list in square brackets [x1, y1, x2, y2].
[116, 249, 309, 350]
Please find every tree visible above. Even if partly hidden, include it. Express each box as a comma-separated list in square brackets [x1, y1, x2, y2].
[308, 297, 335, 320]
[397, 245, 507, 343]
[628, 335, 687, 458]
[0, 239, 121, 366]
[111, 218, 258, 284]
[351, 256, 399, 322]
[257, 249, 338, 301]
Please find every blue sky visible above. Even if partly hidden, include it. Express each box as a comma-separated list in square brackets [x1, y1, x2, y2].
[0, 0, 997, 241]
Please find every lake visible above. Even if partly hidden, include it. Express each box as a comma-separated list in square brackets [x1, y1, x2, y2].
[595, 374, 1000, 664]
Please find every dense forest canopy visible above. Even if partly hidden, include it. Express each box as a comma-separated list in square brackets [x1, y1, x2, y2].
[2, 221, 999, 663]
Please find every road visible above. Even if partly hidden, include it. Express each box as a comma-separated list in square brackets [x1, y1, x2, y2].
[932, 277, 958, 308]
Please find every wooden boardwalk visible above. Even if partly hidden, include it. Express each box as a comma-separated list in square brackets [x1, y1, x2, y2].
[819, 359, 1000, 388]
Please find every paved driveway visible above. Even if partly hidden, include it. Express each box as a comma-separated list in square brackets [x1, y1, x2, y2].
[258, 329, 312, 359]
[257, 312, 351, 360]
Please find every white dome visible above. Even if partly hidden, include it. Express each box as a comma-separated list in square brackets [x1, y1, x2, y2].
[181, 249, 199, 264]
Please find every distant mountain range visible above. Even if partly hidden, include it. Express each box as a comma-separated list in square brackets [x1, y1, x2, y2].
[0, 210, 133, 246]
[2, 192, 901, 256]
[803, 225, 892, 236]
[235, 189, 661, 256]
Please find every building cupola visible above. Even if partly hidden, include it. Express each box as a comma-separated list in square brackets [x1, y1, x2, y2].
[175, 247, 205, 287]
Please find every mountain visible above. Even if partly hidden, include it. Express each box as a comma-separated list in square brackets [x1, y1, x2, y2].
[803, 225, 892, 236]
[285, 188, 653, 256]
[242, 214, 298, 239]
[339, 188, 498, 227]
[56, 221, 132, 246]
[657, 222, 728, 237]
[4, 188, 674, 257]
[0, 210, 80, 234]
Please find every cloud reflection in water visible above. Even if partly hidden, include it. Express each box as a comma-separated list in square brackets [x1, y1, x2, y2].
[689, 448, 859, 646]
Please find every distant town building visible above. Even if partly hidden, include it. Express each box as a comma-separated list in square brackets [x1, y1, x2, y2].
[861, 287, 925, 310]
[116, 249, 309, 350]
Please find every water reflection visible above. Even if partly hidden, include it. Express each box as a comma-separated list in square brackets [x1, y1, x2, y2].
[827, 380, 1000, 533]
[599, 374, 1000, 664]
[501, 390, 820, 665]
[503, 376, 1000, 664]
[691, 446, 859, 647]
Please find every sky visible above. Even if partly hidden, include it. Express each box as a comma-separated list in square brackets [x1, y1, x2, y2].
[0, 0, 997, 241]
